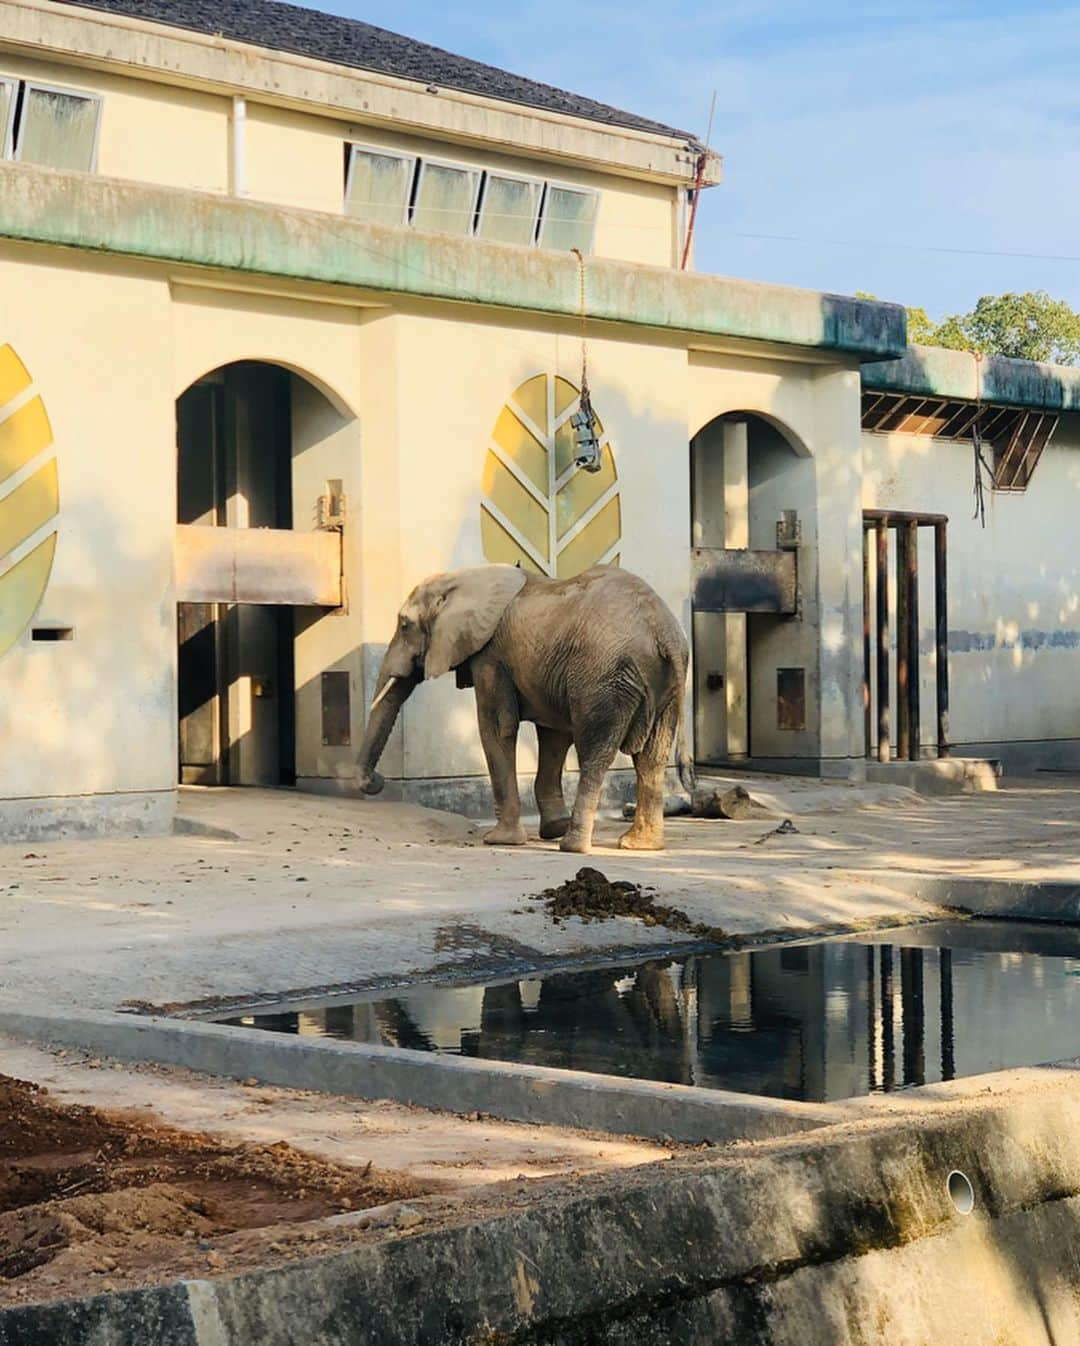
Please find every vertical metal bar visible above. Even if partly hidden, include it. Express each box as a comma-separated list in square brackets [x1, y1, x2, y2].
[905, 519, 920, 761]
[863, 525, 872, 757]
[896, 524, 910, 761]
[876, 518, 890, 762]
[935, 521, 950, 758]
[939, 947, 955, 1082]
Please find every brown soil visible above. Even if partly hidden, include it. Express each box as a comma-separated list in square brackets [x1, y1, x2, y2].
[0, 1073, 433, 1306]
[531, 867, 727, 942]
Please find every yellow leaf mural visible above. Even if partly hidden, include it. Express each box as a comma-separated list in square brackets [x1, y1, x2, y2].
[0, 344, 58, 658]
[481, 374, 621, 577]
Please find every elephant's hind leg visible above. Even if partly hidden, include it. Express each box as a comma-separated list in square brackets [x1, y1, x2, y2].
[618, 702, 679, 851]
[535, 727, 573, 840]
[618, 752, 666, 850]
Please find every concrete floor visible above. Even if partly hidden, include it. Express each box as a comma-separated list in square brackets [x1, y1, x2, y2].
[1, 773, 1078, 1012]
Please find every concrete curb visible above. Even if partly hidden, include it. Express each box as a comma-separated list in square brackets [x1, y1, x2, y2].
[867, 872, 1080, 923]
[2, 1081, 1080, 1345]
[0, 1007, 843, 1145]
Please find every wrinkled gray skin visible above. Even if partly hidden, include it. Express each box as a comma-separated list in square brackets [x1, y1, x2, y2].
[355, 564, 693, 853]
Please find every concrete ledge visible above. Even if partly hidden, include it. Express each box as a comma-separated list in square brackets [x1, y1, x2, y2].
[864, 757, 999, 795]
[875, 873, 1080, 925]
[0, 1007, 843, 1145]
[2, 1081, 1080, 1344]
[0, 789, 174, 842]
[863, 342, 1080, 412]
[0, 164, 907, 360]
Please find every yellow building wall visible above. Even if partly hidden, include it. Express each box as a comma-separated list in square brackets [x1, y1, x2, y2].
[0, 52, 230, 193]
[0, 245, 177, 803]
[0, 50, 679, 266]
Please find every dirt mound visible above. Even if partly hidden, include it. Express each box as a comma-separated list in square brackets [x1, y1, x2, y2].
[531, 868, 726, 942]
[0, 1073, 431, 1305]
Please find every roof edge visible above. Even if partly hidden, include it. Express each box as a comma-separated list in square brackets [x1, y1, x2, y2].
[863, 344, 1080, 413]
[3, 0, 714, 186]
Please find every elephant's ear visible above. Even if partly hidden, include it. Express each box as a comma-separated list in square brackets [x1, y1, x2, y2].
[425, 565, 527, 680]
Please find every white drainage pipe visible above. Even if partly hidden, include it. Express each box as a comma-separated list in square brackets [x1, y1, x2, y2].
[947, 1169, 975, 1215]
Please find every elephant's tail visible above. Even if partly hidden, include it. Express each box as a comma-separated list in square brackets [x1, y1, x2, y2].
[675, 704, 696, 797]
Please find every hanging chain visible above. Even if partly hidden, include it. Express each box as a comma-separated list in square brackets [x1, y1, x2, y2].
[971, 350, 993, 528]
[570, 246, 589, 397]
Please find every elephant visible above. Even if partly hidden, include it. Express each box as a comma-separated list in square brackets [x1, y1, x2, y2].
[354, 563, 694, 853]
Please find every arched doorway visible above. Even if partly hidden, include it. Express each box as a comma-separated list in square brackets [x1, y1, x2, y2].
[176, 361, 351, 787]
[690, 413, 818, 769]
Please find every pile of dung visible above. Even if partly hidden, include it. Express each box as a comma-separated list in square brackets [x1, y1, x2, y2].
[531, 867, 726, 943]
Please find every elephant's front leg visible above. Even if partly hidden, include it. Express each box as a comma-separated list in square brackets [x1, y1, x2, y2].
[475, 667, 527, 846]
[535, 727, 573, 840]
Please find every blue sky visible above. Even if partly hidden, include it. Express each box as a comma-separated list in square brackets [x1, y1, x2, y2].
[298, 0, 1080, 317]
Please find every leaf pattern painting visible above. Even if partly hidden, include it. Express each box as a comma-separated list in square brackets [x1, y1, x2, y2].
[0, 343, 58, 658]
[481, 374, 621, 577]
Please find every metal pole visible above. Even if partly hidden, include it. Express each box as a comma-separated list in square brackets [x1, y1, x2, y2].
[863, 526, 872, 757]
[935, 521, 950, 758]
[896, 525, 910, 761]
[906, 519, 920, 761]
[876, 518, 890, 763]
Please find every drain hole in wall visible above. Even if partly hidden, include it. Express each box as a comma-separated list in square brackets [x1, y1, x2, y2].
[947, 1170, 975, 1215]
[31, 628, 73, 642]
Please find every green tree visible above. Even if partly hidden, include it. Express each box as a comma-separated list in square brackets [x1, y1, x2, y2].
[857, 289, 1080, 365]
[930, 291, 1080, 364]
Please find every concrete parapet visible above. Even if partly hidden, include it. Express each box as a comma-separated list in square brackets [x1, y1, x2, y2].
[1, 1079, 1079, 1343]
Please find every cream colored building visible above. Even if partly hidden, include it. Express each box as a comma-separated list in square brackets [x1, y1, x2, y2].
[0, 0, 1077, 839]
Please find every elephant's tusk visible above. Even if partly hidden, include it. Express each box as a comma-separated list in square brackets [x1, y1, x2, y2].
[369, 676, 398, 711]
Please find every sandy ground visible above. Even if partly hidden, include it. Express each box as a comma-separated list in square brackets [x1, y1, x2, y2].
[0, 1039, 673, 1189]
[1, 774, 1078, 1011]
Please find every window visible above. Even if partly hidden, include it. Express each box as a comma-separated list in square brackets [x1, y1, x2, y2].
[412, 159, 482, 236]
[476, 171, 543, 246]
[342, 143, 600, 255]
[0, 78, 15, 159]
[538, 183, 599, 254]
[0, 78, 102, 173]
[345, 145, 416, 227]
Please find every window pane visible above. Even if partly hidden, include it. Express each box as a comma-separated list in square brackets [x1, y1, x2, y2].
[477, 174, 542, 246]
[412, 162, 479, 236]
[346, 148, 413, 227]
[19, 87, 100, 172]
[539, 186, 598, 254]
[0, 83, 14, 158]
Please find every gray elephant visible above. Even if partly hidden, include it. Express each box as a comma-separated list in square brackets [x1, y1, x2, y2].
[354, 564, 693, 853]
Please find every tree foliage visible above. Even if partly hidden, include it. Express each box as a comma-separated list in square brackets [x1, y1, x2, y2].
[857, 290, 1080, 365]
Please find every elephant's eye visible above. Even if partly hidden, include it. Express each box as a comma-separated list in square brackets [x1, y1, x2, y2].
[400, 617, 411, 632]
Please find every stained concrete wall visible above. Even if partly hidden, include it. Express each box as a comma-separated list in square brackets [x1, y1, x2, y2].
[862, 416, 1080, 767]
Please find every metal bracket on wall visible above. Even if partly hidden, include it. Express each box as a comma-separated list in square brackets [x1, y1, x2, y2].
[691, 547, 798, 615]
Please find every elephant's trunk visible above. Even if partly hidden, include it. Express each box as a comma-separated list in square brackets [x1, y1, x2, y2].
[354, 664, 421, 795]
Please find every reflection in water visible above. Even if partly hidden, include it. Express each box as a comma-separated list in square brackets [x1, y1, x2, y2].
[222, 921, 1080, 1103]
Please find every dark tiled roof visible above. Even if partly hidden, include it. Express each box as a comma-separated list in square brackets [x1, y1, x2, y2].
[56, 0, 695, 141]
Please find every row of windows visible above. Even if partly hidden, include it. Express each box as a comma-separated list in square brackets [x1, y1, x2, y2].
[0, 77, 102, 173]
[344, 144, 599, 253]
[0, 75, 600, 256]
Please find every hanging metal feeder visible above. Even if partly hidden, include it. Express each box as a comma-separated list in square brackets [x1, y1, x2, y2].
[571, 380, 603, 473]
